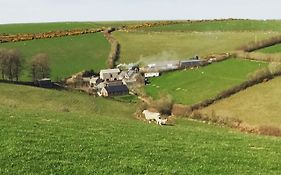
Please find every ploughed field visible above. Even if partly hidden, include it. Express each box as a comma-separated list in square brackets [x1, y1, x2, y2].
[200, 76, 281, 129]
[145, 58, 267, 105]
[0, 83, 280, 174]
[113, 31, 280, 63]
[0, 33, 110, 81]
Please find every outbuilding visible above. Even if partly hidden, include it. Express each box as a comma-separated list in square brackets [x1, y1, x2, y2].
[100, 69, 120, 81]
[100, 84, 129, 97]
[180, 60, 203, 68]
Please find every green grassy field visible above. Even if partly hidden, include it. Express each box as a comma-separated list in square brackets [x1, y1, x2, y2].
[0, 21, 150, 35]
[0, 33, 110, 80]
[200, 77, 281, 129]
[145, 59, 267, 105]
[0, 22, 103, 35]
[142, 20, 281, 32]
[113, 31, 280, 63]
[0, 83, 280, 174]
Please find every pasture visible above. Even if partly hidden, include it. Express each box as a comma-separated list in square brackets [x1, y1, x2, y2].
[0, 32, 110, 80]
[113, 31, 280, 63]
[0, 21, 152, 35]
[0, 83, 280, 174]
[142, 19, 281, 32]
[145, 58, 267, 105]
[200, 77, 281, 129]
[0, 22, 103, 35]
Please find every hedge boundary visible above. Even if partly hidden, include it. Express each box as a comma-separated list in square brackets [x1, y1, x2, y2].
[103, 28, 120, 68]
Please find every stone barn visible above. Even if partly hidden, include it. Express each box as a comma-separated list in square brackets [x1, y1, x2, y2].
[100, 69, 120, 81]
[100, 84, 129, 97]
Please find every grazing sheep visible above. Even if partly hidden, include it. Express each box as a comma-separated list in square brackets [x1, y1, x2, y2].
[142, 110, 167, 125]
[155, 118, 168, 125]
[142, 110, 160, 120]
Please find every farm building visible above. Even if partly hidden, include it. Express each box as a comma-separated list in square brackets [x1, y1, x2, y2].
[146, 60, 180, 72]
[179, 59, 204, 68]
[100, 84, 129, 97]
[36, 78, 53, 88]
[89, 77, 103, 88]
[100, 69, 120, 81]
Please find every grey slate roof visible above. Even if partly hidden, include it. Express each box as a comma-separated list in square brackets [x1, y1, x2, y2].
[105, 85, 129, 94]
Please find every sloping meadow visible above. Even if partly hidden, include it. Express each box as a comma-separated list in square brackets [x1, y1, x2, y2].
[0, 83, 280, 174]
[0, 33, 110, 81]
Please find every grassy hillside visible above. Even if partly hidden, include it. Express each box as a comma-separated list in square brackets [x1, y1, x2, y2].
[200, 77, 281, 129]
[145, 59, 267, 105]
[0, 83, 281, 174]
[113, 31, 279, 63]
[0, 33, 110, 80]
[142, 20, 281, 32]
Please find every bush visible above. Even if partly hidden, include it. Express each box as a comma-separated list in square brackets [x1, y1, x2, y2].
[258, 125, 281, 136]
[240, 35, 281, 52]
[152, 93, 174, 115]
[171, 104, 192, 117]
[234, 51, 281, 62]
[247, 67, 271, 81]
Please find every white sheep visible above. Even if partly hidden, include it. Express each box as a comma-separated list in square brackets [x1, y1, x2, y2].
[155, 118, 168, 125]
[142, 110, 167, 125]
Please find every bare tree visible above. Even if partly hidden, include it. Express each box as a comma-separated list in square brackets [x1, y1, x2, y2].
[0, 48, 8, 80]
[0, 48, 23, 81]
[30, 53, 50, 81]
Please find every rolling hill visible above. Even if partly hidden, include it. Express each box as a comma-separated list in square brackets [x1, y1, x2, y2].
[0, 83, 280, 174]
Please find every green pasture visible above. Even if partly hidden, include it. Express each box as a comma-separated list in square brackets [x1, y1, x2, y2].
[201, 77, 281, 129]
[0, 83, 280, 174]
[0, 33, 110, 80]
[142, 20, 281, 32]
[113, 31, 280, 63]
[145, 58, 267, 105]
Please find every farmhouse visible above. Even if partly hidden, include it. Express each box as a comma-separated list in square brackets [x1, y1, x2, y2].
[100, 68, 120, 81]
[100, 84, 129, 97]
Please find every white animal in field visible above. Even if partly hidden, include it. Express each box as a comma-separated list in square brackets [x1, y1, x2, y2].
[155, 118, 168, 125]
[142, 110, 167, 125]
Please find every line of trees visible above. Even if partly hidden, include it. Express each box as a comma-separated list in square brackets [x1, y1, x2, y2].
[0, 48, 50, 82]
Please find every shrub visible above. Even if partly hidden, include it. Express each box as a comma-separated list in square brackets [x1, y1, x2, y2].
[152, 93, 174, 115]
[247, 67, 271, 81]
[258, 125, 281, 137]
[171, 104, 192, 117]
